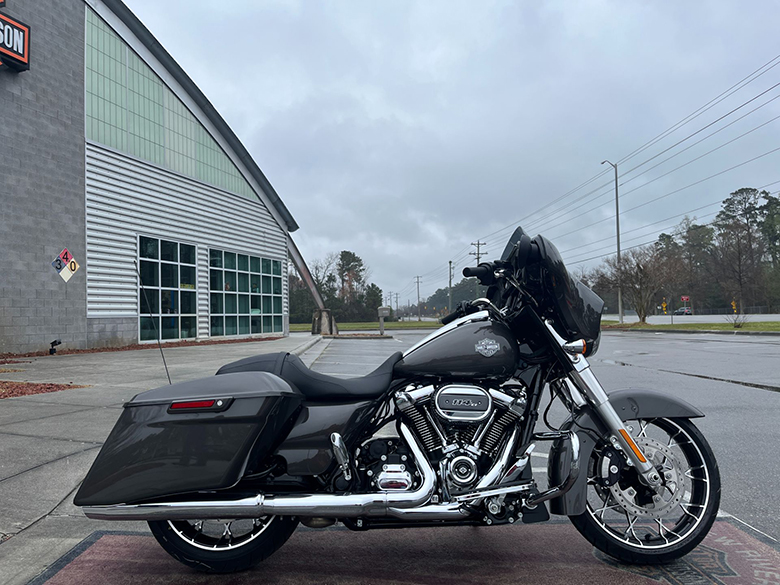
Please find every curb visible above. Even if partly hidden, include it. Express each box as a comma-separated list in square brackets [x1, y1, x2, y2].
[604, 328, 780, 337]
[291, 335, 323, 356]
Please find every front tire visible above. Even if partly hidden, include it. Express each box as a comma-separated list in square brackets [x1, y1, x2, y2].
[148, 516, 298, 573]
[569, 417, 720, 564]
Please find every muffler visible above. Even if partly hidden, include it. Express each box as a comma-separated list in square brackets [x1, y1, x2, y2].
[82, 423, 435, 522]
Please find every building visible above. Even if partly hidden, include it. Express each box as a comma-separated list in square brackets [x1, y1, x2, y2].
[0, 0, 319, 354]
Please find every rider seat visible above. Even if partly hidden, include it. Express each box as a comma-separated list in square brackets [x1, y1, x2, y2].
[216, 351, 403, 402]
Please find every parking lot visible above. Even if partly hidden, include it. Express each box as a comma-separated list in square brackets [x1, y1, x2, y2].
[1, 330, 779, 584]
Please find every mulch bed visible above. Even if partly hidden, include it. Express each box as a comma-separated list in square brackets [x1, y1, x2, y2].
[0, 337, 283, 361]
[0, 359, 29, 365]
[0, 381, 89, 400]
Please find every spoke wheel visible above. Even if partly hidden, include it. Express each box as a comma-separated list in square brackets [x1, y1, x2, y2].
[570, 417, 720, 564]
[148, 515, 298, 573]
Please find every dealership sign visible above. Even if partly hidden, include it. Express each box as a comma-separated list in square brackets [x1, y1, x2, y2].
[0, 11, 30, 72]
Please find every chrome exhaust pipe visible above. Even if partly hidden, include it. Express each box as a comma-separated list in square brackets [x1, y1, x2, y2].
[83, 423, 435, 522]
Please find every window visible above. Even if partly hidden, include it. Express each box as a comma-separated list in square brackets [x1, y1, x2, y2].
[139, 236, 198, 341]
[209, 248, 284, 336]
[85, 9, 261, 201]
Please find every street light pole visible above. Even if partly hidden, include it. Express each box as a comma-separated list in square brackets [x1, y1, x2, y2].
[602, 159, 623, 324]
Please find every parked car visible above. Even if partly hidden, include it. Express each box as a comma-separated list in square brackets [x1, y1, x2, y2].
[674, 307, 693, 315]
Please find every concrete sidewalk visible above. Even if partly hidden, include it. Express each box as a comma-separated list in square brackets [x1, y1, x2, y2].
[0, 333, 325, 585]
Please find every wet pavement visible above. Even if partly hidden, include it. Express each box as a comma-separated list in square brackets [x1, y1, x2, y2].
[1, 330, 779, 584]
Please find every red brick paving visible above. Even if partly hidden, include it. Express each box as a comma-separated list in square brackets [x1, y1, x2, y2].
[38, 520, 780, 585]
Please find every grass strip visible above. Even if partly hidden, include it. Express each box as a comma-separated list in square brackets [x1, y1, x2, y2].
[290, 321, 441, 332]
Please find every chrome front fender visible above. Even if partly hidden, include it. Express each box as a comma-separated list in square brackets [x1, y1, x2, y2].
[548, 388, 704, 516]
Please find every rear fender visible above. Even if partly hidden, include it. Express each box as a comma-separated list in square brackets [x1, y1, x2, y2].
[548, 388, 704, 516]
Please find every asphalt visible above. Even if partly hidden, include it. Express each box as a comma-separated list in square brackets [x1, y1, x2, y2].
[1, 329, 779, 583]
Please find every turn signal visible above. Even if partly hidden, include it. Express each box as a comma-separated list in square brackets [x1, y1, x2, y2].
[562, 339, 587, 355]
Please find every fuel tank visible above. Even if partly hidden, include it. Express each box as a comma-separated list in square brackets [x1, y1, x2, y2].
[394, 317, 519, 381]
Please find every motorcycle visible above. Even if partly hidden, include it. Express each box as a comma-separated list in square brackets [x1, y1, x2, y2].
[75, 226, 720, 573]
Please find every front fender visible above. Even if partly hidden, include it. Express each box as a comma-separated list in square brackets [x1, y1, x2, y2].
[548, 388, 704, 516]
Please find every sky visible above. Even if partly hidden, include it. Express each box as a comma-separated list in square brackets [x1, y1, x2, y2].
[125, 0, 780, 303]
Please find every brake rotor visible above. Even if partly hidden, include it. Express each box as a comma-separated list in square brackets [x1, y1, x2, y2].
[608, 437, 685, 519]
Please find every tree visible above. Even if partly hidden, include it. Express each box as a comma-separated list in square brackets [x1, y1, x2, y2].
[604, 246, 665, 323]
[711, 188, 766, 312]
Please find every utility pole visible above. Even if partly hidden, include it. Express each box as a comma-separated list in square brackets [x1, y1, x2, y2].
[602, 160, 623, 324]
[469, 241, 486, 298]
[415, 276, 422, 322]
[448, 260, 453, 313]
[394, 292, 399, 314]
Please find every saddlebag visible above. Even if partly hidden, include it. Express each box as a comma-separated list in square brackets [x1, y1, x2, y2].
[74, 372, 302, 507]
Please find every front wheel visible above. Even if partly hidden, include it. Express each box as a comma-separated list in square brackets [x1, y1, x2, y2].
[148, 516, 298, 573]
[569, 417, 720, 564]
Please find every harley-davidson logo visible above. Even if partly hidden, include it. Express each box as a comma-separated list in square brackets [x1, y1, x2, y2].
[475, 338, 500, 357]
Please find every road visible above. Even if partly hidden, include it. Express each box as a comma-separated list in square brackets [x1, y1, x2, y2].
[603, 313, 780, 324]
[312, 330, 780, 542]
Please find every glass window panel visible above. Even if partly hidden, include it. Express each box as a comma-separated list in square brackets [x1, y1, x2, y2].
[272, 278, 282, 295]
[238, 294, 249, 314]
[180, 243, 196, 265]
[251, 295, 261, 314]
[140, 260, 159, 287]
[140, 316, 159, 341]
[262, 296, 272, 314]
[273, 316, 283, 333]
[139, 237, 158, 259]
[263, 316, 273, 333]
[210, 316, 224, 336]
[238, 272, 249, 293]
[239, 316, 250, 335]
[273, 297, 282, 314]
[140, 288, 159, 315]
[225, 316, 238, 336]
[161, 316, 179, 340]
[225, 294, 237, 314]
[238, 254, 249, 271]
[224, 271, 237, 292]
[250, 256, 261, 273]
[272, 260, 282, 276]
[161, 263, 178, 288]
[161, 290, 177, 314]
[224, 252, 236, 270]
[251, 275, 262, 294]
[262, 276, 272, 294]
[210, 293, 223, 314]
[262, 258, 272, 274]
[160, 240, 178, 262]
[210, 249, 223, 267]
[180, 265, 196, 289]
[180, 291, 196, 314]
[181, 316, 197, 339]
[251, 316, 262, 334]
[210, 269, 223, 291]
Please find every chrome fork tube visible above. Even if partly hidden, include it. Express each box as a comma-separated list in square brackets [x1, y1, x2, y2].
[543, 321, 661, 489]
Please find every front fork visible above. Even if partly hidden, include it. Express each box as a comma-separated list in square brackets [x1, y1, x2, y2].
[543, 322, 663, 491]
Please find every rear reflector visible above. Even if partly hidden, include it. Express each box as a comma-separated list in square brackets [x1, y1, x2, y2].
[170, 400, 216, 410]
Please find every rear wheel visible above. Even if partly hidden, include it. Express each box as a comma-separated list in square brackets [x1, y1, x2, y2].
[569, 417, 720, 564]
[148, 516, 298, 573]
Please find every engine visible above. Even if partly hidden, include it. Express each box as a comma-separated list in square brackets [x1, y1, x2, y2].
[394, 382, 527, 498]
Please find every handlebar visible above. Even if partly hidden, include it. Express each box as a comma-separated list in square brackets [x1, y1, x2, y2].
[440, 310, 462, 325]
[462, 265, 493, 279]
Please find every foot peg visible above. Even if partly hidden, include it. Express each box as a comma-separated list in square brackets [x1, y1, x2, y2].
[331, 433, 352, 481]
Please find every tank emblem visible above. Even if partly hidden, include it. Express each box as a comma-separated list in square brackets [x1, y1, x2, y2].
[475, 338, 500, 357]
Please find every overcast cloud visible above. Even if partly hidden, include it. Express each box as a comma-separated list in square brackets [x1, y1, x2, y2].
[125, 0, 780, 302]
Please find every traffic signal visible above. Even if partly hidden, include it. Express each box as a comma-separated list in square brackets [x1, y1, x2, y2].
[731, 300, 737, 313]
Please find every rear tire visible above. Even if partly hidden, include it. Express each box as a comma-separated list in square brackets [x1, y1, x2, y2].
[569, 417, 720, 564]
[148, 516, 298, 573]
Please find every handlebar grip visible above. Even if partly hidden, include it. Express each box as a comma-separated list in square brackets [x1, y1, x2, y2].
[440, 310, 462, 325]
[462, 265, 492, 279]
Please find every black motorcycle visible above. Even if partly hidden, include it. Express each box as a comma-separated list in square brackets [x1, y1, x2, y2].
[75, 227, 720, 573]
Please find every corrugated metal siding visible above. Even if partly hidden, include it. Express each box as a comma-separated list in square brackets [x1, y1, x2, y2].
[85, 142, 288, 334]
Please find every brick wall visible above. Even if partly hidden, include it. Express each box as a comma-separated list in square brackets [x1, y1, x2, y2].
[0, 0, 87, 354]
